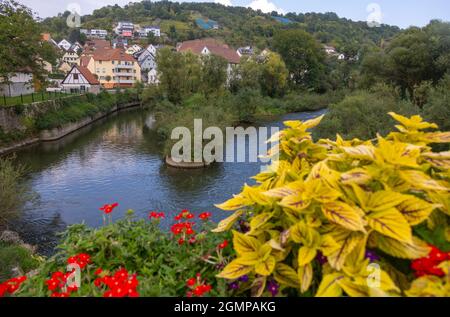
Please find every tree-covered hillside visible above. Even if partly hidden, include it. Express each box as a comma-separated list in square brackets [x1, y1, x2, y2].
[41, 1, 400, 50]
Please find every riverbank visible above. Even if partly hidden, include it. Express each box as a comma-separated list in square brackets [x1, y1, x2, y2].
[0, 91, 141, 156]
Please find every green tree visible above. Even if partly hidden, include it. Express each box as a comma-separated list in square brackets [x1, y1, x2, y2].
[0, 1, 58, 83]
[272, 29, 325, 90]
[200, 54, 228, 94]
[259, 52, 288, 97]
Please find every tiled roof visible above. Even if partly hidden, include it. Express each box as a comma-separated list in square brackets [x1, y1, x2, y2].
[177, 38, 240, 64]
[92, 48, 136, 62]
[76, 65, 100, 85]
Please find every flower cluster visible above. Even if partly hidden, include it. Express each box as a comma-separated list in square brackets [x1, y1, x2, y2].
[411, 246, 450, 277]
[0, 276, 27, 297]
[46, 271, 77, 297]
[99, 202, 119, 214]
[186, 273, 212, 297]
[67, 253, 91, 269]
[148, 211, 165, 219]
[94, 268, 139, 297]
[218, 240, 228, 250]
[174, 209, 195, 221]
[198, 212, 212, 221]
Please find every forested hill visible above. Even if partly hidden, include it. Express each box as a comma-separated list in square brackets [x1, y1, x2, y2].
[41, 1, 400, 50]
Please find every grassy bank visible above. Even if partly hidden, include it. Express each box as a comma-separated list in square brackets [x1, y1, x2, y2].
[0, 157, 28, 223]
[0, 90, 140, 148]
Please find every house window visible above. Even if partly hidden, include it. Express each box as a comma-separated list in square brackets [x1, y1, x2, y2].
[73, 74, 79, 80]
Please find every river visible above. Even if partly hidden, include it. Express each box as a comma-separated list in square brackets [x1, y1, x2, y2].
[10, 108, 326, 254]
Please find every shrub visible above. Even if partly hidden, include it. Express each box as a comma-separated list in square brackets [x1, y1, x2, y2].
[214, 112, 449, 297]
[315, 86, 419, 140]
[12, 210, 233, 297]
[0, 242, 39, 282]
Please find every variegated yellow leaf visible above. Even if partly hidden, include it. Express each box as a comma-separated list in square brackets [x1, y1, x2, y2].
[234, 252, 260, 266]
[422, 151, 450, 169]
[249, 212, 273, 233]
[388, 112, 438, 131]
[397, 196, 438, 225]
[421, 132, 450, 143]
[340, 168, 372, 185]
[298, 246, 317, 266]
[341, 145, 375, 160]
[212, 210, 244, 233]
[274, 263, 299, 289]
[400, 170, 450, 192]
[217, 259, 253, 280]
[251, 277, 267, 297]
[255, 256, 276, 276]
[370, 232, 430, 259]
[215, 195, 251, 211]
[337, 278, 369, 297]
[316, 273, 345, 297]
[367, 208, 412, 242]
[322, 201, 366, 232]
[327, 229, 365, 270]
[320, 234, 340, 256]
[232, 230, 261, 255]
[298, 263, 313, 293]
[279, 192, 311, 212]
[367, 191, 409, 212]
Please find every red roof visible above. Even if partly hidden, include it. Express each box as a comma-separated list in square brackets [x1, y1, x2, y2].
[80, 56, 92, 67]
[92, 48, 136, 62]
[177, 38, 240, 64]
[63, 65, 99, 85]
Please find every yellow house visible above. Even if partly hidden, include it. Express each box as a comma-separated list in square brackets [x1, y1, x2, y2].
[62, 50, 80, 66]
[86, 48, 141, 89]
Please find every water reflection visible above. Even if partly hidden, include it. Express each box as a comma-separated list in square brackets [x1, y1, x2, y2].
[12, 108, 327, 254]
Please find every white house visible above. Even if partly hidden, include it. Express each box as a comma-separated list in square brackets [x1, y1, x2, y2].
[115, 22, 134, 37]
[147, 68, 159, 85]
[137, 44, 163, 84]
[0, 72, 34, 97]
[62, 49, 80, 66]
[139, 26, 161, 38]
[125, 44, 143, 55]
[61, 65, 101, 94]
[58, 39, 72, 51]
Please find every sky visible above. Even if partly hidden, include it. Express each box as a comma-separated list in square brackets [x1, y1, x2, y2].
[19, 0, 450, 29]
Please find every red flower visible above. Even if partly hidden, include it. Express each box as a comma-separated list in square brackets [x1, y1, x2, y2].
[186, 278, 196, 287]
[188, 237, 196, 244]
[95, 268, 103, 276]
[199, 212, 212, 221]
[67, 253, 91, 269]
[149, 211, 165, 219]
[97, 268, 139, 298]
[186, 227, 195, 235]
[411, 245, 449, 278]
[178, 238, 185, 245]
[0, 276, 27, 296]
[218, 240, 228, 249]
[99, 202, 119, 214]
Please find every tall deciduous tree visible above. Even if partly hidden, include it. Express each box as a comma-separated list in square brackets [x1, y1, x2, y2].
[272, 29, 325, 90]
[0, 1, 57, 83]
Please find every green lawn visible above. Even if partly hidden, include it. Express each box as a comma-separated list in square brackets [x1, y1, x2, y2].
[1, 92, 78, 106]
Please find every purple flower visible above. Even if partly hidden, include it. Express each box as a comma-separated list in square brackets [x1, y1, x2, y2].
[267, 280, 279, 297]
[238, 275, 249, 283]
[239, 220, 250, 233]
[316, 252, 328, 265]
[365, 250, 380, 262]
[228, 282, 239, 290]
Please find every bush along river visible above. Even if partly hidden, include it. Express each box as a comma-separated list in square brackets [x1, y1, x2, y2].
[10, 107, 327, 255]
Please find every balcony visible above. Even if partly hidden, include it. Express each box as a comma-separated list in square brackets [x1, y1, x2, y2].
[115, 79, 135, 84]
[114, 64, 134, 69]
[114, 68, 134, 74]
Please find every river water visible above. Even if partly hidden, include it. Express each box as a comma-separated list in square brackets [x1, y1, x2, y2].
[10, 108, 326, 254]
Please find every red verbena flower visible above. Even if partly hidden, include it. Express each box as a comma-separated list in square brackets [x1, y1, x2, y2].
[198, 212, 212, 221]
[218, 240, 228, 249]
[99, 202, 119, 214]
[96, 268, 139, 298]
[67, 253, 91, 269]
[411, 245, 449, 278]
[149, 211, 165, 219]
[185, 274, 212, 297]
[0, 276, 27, 297]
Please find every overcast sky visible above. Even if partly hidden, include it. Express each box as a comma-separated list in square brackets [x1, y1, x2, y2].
[19, 0, 450, 28]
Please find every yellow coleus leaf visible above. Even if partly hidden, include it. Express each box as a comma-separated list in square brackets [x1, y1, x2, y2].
[340, 168, 372, 185]
[274, 263, 299, 289]
[388, 112, 438, 131]
[428, 192, 450, 216]
[311, 180, 342, 203]
[215, 194, 251, 211]
[279, 192, 311, 212]
[405, 275, 447, 297]
[341, 145, 375, 161]
[421, 151, 450, 170]
[370, 232, 430, 259]
[367, 208, 412, 242]
[217, 259, 254, 280]
[307, 161, 340, 189]
[397, 196, 438, 226]
[263, 180, 304, 198]
[421, 132, 450, 144]
[366, 191, 409, 212]
[298, 263, 313, 293]
[232, 230, 261, 255]
[254, 256, 276, 276]
[211, 210, 244, 233]
[303, 114, 325, 130]
[316, 273, 345, 297]
[327, 228, 365, 270]
[322, 201, 366, 232]
[337, 278, 369, 297]
[242, 184, 273, 206]
[375, 137, 421, 167]
[250, 276, 267, 297]
[249, 212, 273, 233]
[320, 234, 340, 256]
[234, 252, 260, 265]
[298, 246, 317, 266]
[400, 170, 450, 192]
